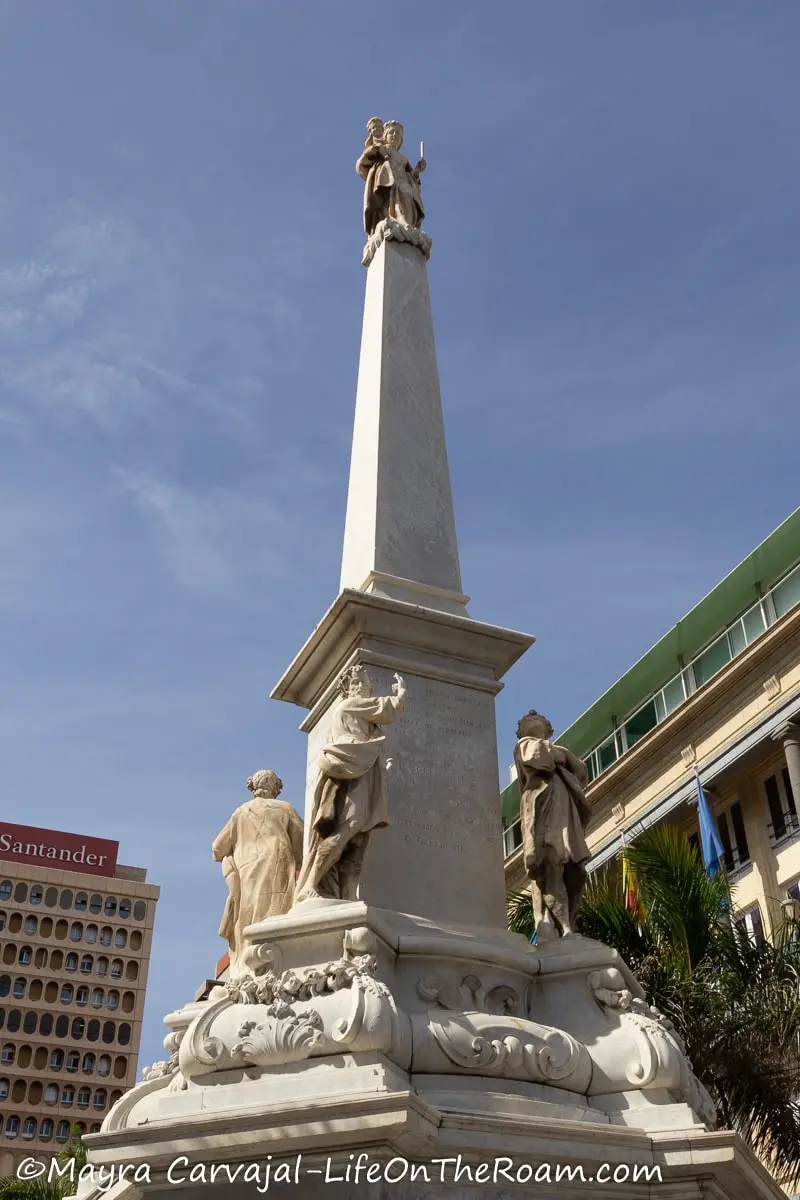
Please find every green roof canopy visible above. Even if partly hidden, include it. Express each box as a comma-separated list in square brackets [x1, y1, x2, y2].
[500, 506, 800, 825]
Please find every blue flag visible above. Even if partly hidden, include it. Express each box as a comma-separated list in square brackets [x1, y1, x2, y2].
[696, 773, 725, 875]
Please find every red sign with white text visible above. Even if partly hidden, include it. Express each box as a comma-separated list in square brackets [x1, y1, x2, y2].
[0, 823, 119, 878]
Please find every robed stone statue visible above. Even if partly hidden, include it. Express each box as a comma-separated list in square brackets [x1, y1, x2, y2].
[295, 665, 406, 903]
[212, 770, 304, 971]
[356, 118, 426, 236]
[514, 711, 592, 944]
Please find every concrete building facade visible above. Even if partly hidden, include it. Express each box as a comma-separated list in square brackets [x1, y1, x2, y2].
[503, 507, 800, 940]
[0, 823, 158, 1175]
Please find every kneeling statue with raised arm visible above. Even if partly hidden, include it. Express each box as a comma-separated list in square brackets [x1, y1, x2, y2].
[295, 665, 406, 903]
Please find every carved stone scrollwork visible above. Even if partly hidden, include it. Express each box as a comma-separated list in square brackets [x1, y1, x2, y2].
[587, 967, 716, 1127]
[362, 219, 432, 268]
[413, 970, 591, 1091]
[412, 1010, 592, 1091]
[174, 930, 406, 1081]
[418, 974, 520, 1016]
[232, 1003, 324, 1067]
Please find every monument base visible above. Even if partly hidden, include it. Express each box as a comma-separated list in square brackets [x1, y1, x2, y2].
[79, 903, 784, 1199]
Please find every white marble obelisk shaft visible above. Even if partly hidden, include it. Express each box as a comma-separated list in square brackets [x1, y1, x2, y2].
[340, 238, 467, 615]
[274, 232, 533, 927]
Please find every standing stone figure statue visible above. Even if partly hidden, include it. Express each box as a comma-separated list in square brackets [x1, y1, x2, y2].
[295, 665, 406, 903]
[212, 770, 304, 972]
[514, 711, 592, 944]
[356, 118, 426, 236]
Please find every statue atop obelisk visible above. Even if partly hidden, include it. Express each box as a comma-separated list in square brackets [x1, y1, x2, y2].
[273, 120, 532, 927]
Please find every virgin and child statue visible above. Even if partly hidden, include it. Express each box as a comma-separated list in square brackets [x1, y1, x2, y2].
[356, 118, 426, 236]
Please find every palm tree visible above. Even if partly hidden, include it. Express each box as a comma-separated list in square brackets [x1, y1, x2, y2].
[507, 824, 800, 1188]
[0, 1127, 86, 1199]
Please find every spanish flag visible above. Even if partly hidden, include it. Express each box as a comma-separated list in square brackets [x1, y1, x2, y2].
[621, 841, 645, 925]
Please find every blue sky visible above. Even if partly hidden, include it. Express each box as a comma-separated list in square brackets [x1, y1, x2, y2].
[1, 3, 799, 1068]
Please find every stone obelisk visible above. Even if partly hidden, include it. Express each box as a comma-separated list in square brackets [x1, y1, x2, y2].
[272, 139, 533, 929]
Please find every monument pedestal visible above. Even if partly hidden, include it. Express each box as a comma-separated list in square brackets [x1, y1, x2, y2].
[84, 906, 778, 1198]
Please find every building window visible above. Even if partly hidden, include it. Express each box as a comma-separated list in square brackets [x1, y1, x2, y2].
[691, 632, 733, 689]
[0, 979, 8, 999]
[98, 1056, 111, 1077]
[115, 930, 127, 948]
[70, 923, 83, 943]
[65, 953, 78, 973]
[13, 884, 26, 903]
[0, 883, 10, 901]
[716, 801, 750, 872]
[502, 819, 522, 857]
[55, 1016, 69, 1038]
[60, 985, 74, 1005]
[6, 1011, 20, 1033]
[765, 768, 798, 844]
[22, 1117, 36, 1140]
[55, 1120, 70, 1143]
[82, 1053, 96, 1074]
[44, 887, 58, 907]
[93, 1089, 107, 1110]
[0, 1078, 7, 1099]
[118, 899, 132, 920]
[60, 890, 73, 911]
[77, 1087, 91, 1109]
[773, 563, 800, 618]
[110, 960, 122, 979]
[621, 697, 659, 749]
[23, 916, 37, 935]
[4, 1115, 19, 1139]
[43, 1083, 59, 1105]
[96, 958, 108, 977]
[0, 1045, 14, 1066]
[738, 905, 765, 948]
[61, 1086, 75, 1106]
[65, 1052, 80, 1074]
[91, 989, 104, 1008]
[133, 901, 146, 922]
[18, 946, 32, 966]
[72, 1018, 86, 1040]
[12, 979, 25, 1000]
[99, 928, 112, 947]
[118, 1023, 131, 1046]
[22, 1012, 37, 1035]
[49, 1050, 64, 1070]
[40, 1119, 54, 1141]
[81, 956, 93, 975]
[76, 987, 89, 1008]
[102, 1022, 115, 1044]
[107, 991, 119, 1011]
[87, 1020, 101, 1042]
[75, 893, 88, 912]
[39, 1013, 53, 1036]
[89, 895, 102, 915]
[85, 926, 99, 946]
[104, 898, 117, 918]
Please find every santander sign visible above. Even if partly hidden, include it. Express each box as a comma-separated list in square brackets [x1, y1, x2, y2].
[0, 822, 119, 879]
